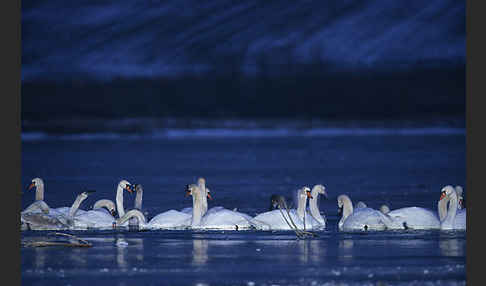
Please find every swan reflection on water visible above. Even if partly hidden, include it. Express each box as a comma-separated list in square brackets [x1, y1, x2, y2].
[192, 239, 209, 265]
[439, 238, 465, 257]
[115, 237, 144, 269]
[338, 239, 354, 262]
[34, 247, 46, 269]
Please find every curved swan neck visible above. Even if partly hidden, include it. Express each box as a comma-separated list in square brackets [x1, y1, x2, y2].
[93, 199, 115, 211]
[338, 195, 353, 230]
[116, 184, 125, 218]
[134, 187, 143, 210]
[117, 209, 146, 225]
[341, 196, 353, 220]
[35, 180, 45, 201]
[68, 194, 88, 218]
[438, 196, 449, 222]
[309, 189, 325, 224]
[443, 190, 459, 226]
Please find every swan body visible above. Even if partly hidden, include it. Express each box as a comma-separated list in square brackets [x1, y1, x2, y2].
[251, 187, 322, 230]
[21, 191, 91, 230]
[187, 184, 253, 230]
[71, 199, 118, 230]
[338, 194, 386, 231]
[144, 210, 192, 229]
[70, 180, 133, 230]
[381, 206, 440, 230]
[440, 185, 466, 230]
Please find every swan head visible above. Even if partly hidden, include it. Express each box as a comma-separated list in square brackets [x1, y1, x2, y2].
[197, 177, 206, 186]
[455, 185, 464, 209]
[269, 194, 281, 210]
[206, 188, 212, 200]
[312, 184, 327, 198]
[185, 184, 199, 197]
[379, 204, 390, 214]
[440, 185, 455, 201]
[28, 177, 44, 191]
[79, 190, 95, 201]
[299, 187, 312, 199]
[118, 180, 134, 194]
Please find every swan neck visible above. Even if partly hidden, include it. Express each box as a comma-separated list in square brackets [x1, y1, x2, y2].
[117, 209, 146, 225]
[437, 196, 449, 222]
[94, 199, 115, 211]
[342, 197, 353, 221]
[134, 189, 143, 210]
[116, 184, 125, 218]
[198, 181, 208, 216]
[296, 192, 307, 221]
[35, 181, 45, 201]
[69, 194, 86, 218]
[191, 189, 203, 226]
[443, 192, 459, 226]
[309, 190, 325, 224]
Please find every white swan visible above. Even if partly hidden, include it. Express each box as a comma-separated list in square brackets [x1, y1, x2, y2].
[197, 177, 212, 215]
[118, 183, 243, 230]
[379, 203, 441, 230]
[21, 191, 92, 230]
[337, 194, 387, 231]
[180, 177, 213, 216]
[128, 184, 145, 227]
[189, 184, 254, 230]
[139, 184, 200, 230]
[439, 185, 466, 230]
[22, 178, 50, 214]
[251, 187, 321, 230]
[306, 184, 328, 229]
[71, 180, 134, 229]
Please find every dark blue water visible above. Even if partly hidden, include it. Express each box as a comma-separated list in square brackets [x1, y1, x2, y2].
[21, 130, 466, 285]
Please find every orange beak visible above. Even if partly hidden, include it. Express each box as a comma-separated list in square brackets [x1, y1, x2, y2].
[306, 191, 313, 199]
[185, 190, 191, 197]
[439, 192, 446, 200]
[28, 182, 35, 190]
[125, 185, 133, 193]
[207, 193, 212, 200]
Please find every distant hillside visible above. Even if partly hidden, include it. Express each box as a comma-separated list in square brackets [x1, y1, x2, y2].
[22, 0, 465, 82]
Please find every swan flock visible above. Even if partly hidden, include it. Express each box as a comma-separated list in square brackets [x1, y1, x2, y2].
[21, 178, 466, 232]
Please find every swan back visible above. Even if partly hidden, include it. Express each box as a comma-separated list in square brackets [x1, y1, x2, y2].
[356, 201, 368, 209]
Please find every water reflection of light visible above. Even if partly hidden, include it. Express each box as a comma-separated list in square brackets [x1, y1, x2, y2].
[34, 247, 46, 269]
[116, 238, 128, 269]
[439, 239, 465, 257]
[70, 248, 88, 265]
[252, 239, 325, 264]
[192, 239, 209, 266]
[338, 239, 354, 263]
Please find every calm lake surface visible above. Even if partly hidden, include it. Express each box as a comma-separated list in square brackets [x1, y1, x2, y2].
[21, 130, 466, 286]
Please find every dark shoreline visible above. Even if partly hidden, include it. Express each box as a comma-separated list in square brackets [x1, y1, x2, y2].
[22, 66, 465, 128]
